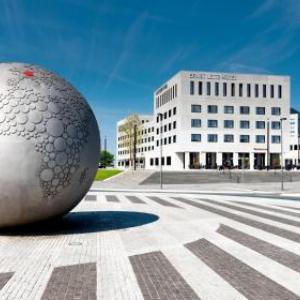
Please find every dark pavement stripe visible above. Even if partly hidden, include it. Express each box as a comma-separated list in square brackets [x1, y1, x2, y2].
[106, 195, 120, 202]
[126, 196, 145, 204]
[279, 205, 300, 212]
[185, 239, 299, 300]
[172, 197, 300, 243]
[85, 195, 97, 201]
[147, 196, 182, 208]
[217, 224, 300, 273]
[41, 263, 96, 300]
[0, 272, 14, 290]
[233, 201, 300, 218]
[129, 251, 200, 300]
[197, 198, 300, 228]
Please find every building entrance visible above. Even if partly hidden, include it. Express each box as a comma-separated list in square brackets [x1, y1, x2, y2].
[222, 153, 233, 168]
[189, 152, 200, 169]
[238, 153, 250, 169]
[270, 153, 280, 168]
[254, 153, 265, 169]
[206, 152, 217, 169]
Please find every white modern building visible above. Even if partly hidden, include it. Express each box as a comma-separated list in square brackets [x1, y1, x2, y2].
[117, 71, 300, 170]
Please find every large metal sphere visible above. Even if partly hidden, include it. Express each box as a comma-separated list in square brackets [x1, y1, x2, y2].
[0, 63, 100, 227]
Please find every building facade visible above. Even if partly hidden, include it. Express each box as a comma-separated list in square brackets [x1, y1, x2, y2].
[117, 71, 299, 170]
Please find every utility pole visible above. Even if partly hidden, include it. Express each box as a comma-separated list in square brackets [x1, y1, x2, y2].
[280, 117, 287, 190]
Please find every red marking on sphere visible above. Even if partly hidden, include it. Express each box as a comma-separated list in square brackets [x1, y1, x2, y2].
[23, 70, 34, 77]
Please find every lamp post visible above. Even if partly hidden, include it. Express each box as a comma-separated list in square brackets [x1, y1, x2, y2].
[157, 113, 163, 189]
[280, 117, 287, 190]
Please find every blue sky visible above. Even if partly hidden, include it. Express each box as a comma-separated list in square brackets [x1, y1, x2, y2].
[1, 0, 300, 153]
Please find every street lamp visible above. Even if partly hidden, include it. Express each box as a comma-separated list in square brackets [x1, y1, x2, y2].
[157, 113, 163, 189]
[280, 117, 287, 190]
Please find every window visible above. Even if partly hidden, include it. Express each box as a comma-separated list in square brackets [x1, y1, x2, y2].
[208, 134, 218, 143]
[173, 107, 177, 115]
[198, 81, 203, 95]
[224, 106, 234, 114]
[150, 158, 154, 166]
[256, 121, 265, 129]
[256, 135, 265, 143]
[167, 156, 171, 166]
[240, 120, 250, 129]
[272, 135, 281, 144]
[270, 85, 274, 98]
[207, 82, 211, 96]
[155, 158, 159, 166]
[247, 84, 251, 97]
[224, 120, 234, 128]
[231, 83, 235, 97]
[278, 85, 282, 98]
[191, 119, 201, 127]
[164, 112, 167, 119]
[173, 121, 176, 129]
[190, 81, 194, 95]
[239, 83, 243, 97]
[168, 136, 171, 144]
[208, 120, 218, 128]
[255, 84, 259, 97]
[191, 105, 201, 113]
[168, 109, 171, 117]
[240, 135, 250, 143]
[208, 105, 218, 113]
[215, 82, 219, 96]
[256, 107, 265, 115]
[263, 84, 267, 98]
[168, 123, 171, 131]
[272, 121, 281, 130]
[272, 107, 281, 115]
[240, 106, 250, 114]
[223, 82, 227, 96]
[161, 157, 165, 166]
[191, 134, 201, 142]
[173, 135, 176, 143]
[224, 134, 234, 143]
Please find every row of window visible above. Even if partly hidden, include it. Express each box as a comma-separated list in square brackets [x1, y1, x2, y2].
[190, 81, 283, 99]
[191, 134, 281, 144]
[156, 135, 177, 146]
[191, 104, 282, 115]
[191, 119, 281, 130]
[156, 107, 177, 122]
[290, 144, 300, 151]
[118, 145, 155, 155]
[156, 84, 178, 108]
[150, 156, 172, 166]
[157, 121, 177, 134]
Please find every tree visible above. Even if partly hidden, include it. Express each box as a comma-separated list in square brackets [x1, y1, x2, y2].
[100, 150, 114, 168]
[118, 114, 142, 169]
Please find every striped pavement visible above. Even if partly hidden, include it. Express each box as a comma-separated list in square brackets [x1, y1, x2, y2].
[0, 192, 299, 299]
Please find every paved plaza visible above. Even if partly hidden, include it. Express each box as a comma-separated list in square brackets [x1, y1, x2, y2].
[0, 190, 300, 299]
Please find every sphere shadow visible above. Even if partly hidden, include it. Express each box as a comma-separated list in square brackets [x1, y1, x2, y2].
[0, 211, 159, 236]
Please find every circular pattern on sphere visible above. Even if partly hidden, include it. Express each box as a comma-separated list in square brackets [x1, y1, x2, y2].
[0, 63, 100, 227]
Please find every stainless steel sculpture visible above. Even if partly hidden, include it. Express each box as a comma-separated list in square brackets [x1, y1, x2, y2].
[0, 63, 100, 227]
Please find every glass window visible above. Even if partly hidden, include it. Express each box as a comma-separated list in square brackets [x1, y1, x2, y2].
[247, 84, 251, 97]
[168, 109, 171, 117]
[224, 134, 234, 143]
[240, 106, 250, 114]
[240, 135, 250, 143]
[278, 85, 282, 98]
[270, 85, 274, 98]
[255, 84, 259, 97]
[224, 120, 234, 128]
[190, 81, 194, 95]
[173, 121, 176, 129]
[198, 81, 203, 95]
[208, 105, 218, 113]
[208, 134, 218, 143]
[224, 106, 234, 114]
[191, 119, 201, 128]
[191, 105, 201, 113]
[215, 82, 219, 96]
[231, 83, 235, 97]
[223, 82, 227, 96]
[256, 135, 265, 143]
[191, 134, 201, 142]
[272, 121, 281, 130]
[173, 107, 177, 115]
[239, 83, 243, 97]
[207, 82, 211, 96]
[173, 135, 176, 143]
[272, 135, 281, 144]
[208, 120, 218, 128]
[272, 107, 281, 115]
[167, 156, 171, 166]
[256, 107, 265, 115]
[240, 120, 250, 129]
[256, 121, 266, 129]
[263, 84, 267, 98]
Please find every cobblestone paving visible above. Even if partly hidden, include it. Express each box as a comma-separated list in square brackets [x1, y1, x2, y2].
[129, 251, 199, 300]
[0, 192, 300, 299]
